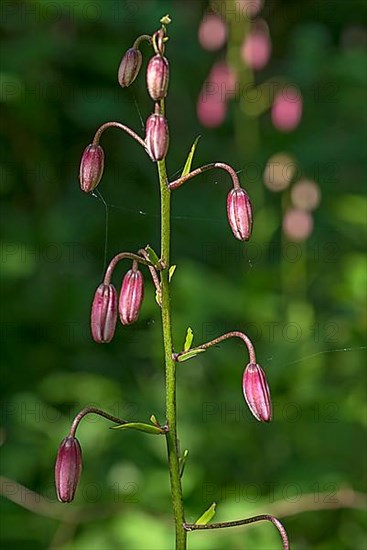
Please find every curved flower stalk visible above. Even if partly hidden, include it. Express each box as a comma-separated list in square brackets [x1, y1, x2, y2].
[79, 122, 154, 193]
[184, 513, 289, 550]
[65, 14, 291, 550]
[55, 407, 127, 503]
[118, 34, 152, 87]
[90, 249, 162, 343]
[55, 407, 167, 502]
[173, 331, 272, 422]
[173, 330, 257, 364]
[168, 163, 253, 241]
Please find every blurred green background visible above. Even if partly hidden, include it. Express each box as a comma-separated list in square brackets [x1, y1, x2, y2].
[1, 0, 366, 548]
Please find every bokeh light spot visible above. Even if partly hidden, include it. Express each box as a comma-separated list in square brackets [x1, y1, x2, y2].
[283, 209, 313, 241]
[263, 153, 298, 192]
[291, 179, 321, 211]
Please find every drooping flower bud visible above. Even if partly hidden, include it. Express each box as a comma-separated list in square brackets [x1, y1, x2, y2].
[118, 47, 142, 87]
[91, 283, 117, 343]
[79, 144, 105, 193]
[55, 436, 82, 503]
[242, 363, 272, 422]
[145, 114, 169, 161]
[227, 187, 253, 241]
[119, 268, 144, 325]
[146, 54, 169, 101]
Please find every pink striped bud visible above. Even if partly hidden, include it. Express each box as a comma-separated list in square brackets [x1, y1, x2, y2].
[79, 144, 104, 193]
[118, 47, 142, 87]
[227, 187, 253, 241]
[146, 54, 169, 101]
[55, 436, 82, 503]
[145, 114, 169, 161]
[119, 268, 144, 325]
[91, 283, 117, 343]
[242, 363, 272, 422]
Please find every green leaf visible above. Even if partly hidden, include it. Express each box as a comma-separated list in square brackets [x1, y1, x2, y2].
[195, 502, 216, 525]
[155, 289, 162, 307]
[111, 422, 165, 435]
[169, 265, 176, 282]
[145, 245, 160, 268]
[179, 449, 189, 478]
[184, 327, 194, 351]
[181, 136, 201, 178]
[150, 414, 159, 426]
[177, 349, 205, 362]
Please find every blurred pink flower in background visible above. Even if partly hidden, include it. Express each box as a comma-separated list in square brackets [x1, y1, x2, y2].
[283, 208, 313, 241]
[271, 88, 303, 132]
[241, 20, 271, 70]
[237, 0, 264, 18]
[197, 62, 236, 127]
[198, 14, 227, 51]
[291, 179, 321, 211]
[197, 95, 227, 127]
[209, 62, 237, 98]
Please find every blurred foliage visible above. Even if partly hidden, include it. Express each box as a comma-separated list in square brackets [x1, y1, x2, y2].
[0, 0, 366, 549]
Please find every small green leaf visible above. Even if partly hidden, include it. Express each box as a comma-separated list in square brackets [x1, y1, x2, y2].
[150, 414, 159, 426]
[111, 422, 165, 435]
[155, 289, 162, 307]
[169, 265, 176, 282]
[177, 349, 205, 362]
[195, 502, 216, 525]
[145, 245, 160, 267]
[179, 449, 189, 478]
[181, 136, 201, 178]
[184, 327, 194, 351]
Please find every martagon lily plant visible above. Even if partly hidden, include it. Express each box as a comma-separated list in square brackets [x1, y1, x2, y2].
[56, 16, 290, 550]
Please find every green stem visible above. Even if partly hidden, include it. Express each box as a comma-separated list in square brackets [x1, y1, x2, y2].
[157, 156, 187, 549]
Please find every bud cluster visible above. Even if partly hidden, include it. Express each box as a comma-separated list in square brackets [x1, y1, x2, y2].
[139, 28, 170, 161]
[91, 261, 144, 344]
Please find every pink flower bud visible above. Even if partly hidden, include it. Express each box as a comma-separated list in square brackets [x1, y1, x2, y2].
[119, 268, 144, 325]
[145, 113, 169, 161]
[146, 54, 169, 101]
[79, 144, 104, 193]
[118, 47, 142, 87]
[227, 188, 253, 241]
[91, 283, 117, 343]
[242, 363, 272, 422]
[55, 436, 82, 503]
